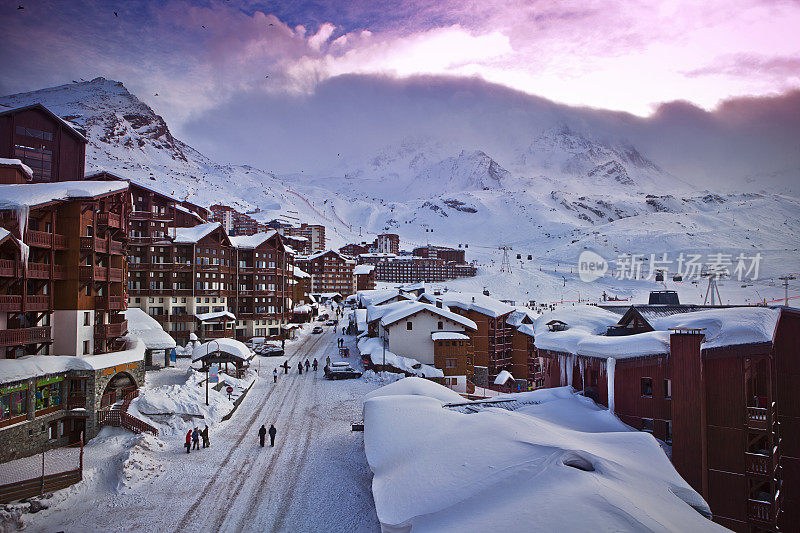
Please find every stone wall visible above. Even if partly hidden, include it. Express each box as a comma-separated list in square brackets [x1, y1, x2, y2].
[473, 365, 488, 388]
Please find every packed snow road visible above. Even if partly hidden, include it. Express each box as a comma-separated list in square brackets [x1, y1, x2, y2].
[24, 324, 381, 533]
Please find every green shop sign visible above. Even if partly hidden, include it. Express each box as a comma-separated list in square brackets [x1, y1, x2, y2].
[36, 375, 64, 387]
[0, 382, 28, 395]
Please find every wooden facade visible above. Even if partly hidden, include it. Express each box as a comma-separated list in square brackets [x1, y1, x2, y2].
[296, 250, 355, 297]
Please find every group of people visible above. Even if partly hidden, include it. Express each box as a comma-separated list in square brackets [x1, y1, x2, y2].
[259, 423, 277, 447]
[185, 425, 210, 453]
[296, 358, 318, 374]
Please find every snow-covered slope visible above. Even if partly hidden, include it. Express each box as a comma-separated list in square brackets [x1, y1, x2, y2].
[2, 78, 797, 306]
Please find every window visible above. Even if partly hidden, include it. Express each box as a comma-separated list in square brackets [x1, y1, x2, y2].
[83, 340, 91, 355]
[641, 418, 654, 433]
[446, 359, 457, 368]
[664, 379, 671, 399]
[641, 377, 653, 398]
[437, 321, 443, 330]
[0, 384, 27, 422]
[83, 312, 90, 326]
[35, 377, 63, 411]
[406, 321, 413, 331]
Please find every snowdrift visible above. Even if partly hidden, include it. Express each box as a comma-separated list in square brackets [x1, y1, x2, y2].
[363, 378, 724, 532]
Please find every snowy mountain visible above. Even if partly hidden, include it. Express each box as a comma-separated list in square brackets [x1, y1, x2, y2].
[2, 78, 798, 306]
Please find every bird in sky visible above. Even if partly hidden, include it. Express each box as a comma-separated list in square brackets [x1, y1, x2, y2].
[114, 11, 118, 17]
[201, 25, 206, 28]
[154, 93, 159, 96]
[265, 75, 270, 78]
[17, 4, 24, 9]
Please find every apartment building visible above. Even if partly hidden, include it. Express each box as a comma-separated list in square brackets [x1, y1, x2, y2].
[295, 250, 355, 297]
[412, 245, 466, 264]
[354, 264, 376, 291]
[375, 234, 400, 254]
[533, 305, 799, 531]
[283, 223, 325, 252]
[209, 204, 259, 236]
[356, 254, 476, 283]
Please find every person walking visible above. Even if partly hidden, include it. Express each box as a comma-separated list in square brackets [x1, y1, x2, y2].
[298, 361, 303, 375]
[326, 355, 331, 367]
[273, 368, 278, 383]
[185, 430, 192, 454]
[268, 424, 277, 447]
[258, 424, 267, 447]
[201, 425, 210, 448]
[282, 360, 289, 374]
[192, 427, 200, 450]
[312, 359, 318, 371]
[304, 359, 310, 372]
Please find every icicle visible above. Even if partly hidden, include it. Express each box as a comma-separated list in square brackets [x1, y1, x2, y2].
[558, 354, 566, 386]
[566, 355, 574, 388]
[15, 205, 30, 270]
[606, 357, 616, 413]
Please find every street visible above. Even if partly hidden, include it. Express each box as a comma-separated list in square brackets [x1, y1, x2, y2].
[27, 322, 381, 533]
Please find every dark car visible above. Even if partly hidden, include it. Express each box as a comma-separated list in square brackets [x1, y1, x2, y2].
[324, 362, 362, 380]
[257, 343, 284, 357]
[312, 326, 324, 334]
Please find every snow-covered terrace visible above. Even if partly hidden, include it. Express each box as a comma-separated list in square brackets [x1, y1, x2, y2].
[420, 291, 516, 318]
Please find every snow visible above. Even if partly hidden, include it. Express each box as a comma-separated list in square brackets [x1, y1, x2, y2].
[363, 380, 722, 532]
[194, 310, 235, 322]
[191, 338, 253, 362]
[578, 330, 671, 359]
[228, 231, 278, 248]
[123, 308, 176, 350]
[0, 336, 145, 383]
[353, 264, 375, 275]
[293, 266, 310, 278]
[493, 369, 514, 385]
[358, 337, 444, 378]
[422, 291, 515, 318]
[0, 181, 128, 210]
[173, 222, 222, 243]
[353, 308, 368, 333]
[506, 308, 536, 327]
[652, 307, 781, 349]
[0, 158, 33, 178]
[358, 288, 406, 307]
[606, 357, 616, 413]
[533, 305, 621, 355]
[430, 332, 470, 341]
[379, 301, 477, 331]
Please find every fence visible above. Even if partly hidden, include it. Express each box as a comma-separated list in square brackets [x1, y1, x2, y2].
[0, 439, 83, 503]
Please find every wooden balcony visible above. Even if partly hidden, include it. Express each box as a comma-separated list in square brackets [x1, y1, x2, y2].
[109, 267, 123, 282]
[109, 240, 124, 255]
[0, 326, 52, 346]
[95, 320, 128, 339]
[27, 230, 67, 249]
[26, 295, 50, 311]
[170, 314, 195, 322]
[0, 259, 16, 277]
[130, 211, 151, 220]
[745, 451, 779, 478]
[748, 491, 779, 524]
[97, 212, 122, 229]
[746, 404, 775, 432]
[128, 262, 148, 270]
[203, 329, 234, 339]
[95, 295, 124, 310]
[0, 295, 21, 311]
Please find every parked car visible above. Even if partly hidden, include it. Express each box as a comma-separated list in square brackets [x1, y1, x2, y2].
[256, 343, 284, 357]
[312, 326, 324, 334]
[324, 361, 362, 380]
[318, 313, 329, 321]
[246, 336, 266, 350]
[325, 320, 336, 326]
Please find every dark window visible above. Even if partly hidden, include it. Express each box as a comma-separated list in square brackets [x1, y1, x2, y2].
[665, 421, 672, 443]
[83, 312, 90, 326]
[437, 321, 443, 330]
[664, 379, 671, 399]
[641, 377, 653, 398]
[406, 321, 412, 331]
[13, 143, 53, 181]
[15, 126, 54, 141]
[83, 340, 90, 355]
[641, 418, 654, 433]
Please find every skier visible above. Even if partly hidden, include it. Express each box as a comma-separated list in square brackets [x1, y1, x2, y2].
[298, 361, 303, 375]
[201, 425, 210, 448]
[192, 427, 200, 450]
[258, 424, 267, 447]
[304, 359, 310, 371]
[342, 327, 346, 335]
[312, 359, 318, 371]
[268, 424, 277, 447]
[185, 430, 192, 454]
[273, 368, 278, 383]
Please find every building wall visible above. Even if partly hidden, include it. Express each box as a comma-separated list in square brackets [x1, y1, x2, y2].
[52, 310, 94, 356]
[382, 311, 469, 366]
[774, 310, 800, 530]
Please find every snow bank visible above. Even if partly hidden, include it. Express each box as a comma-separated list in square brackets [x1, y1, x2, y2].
[534, 305, 620, 355]
[358, 338, 444, 378]
[191, 338, 253, 362]
[363, 380, 722, 532]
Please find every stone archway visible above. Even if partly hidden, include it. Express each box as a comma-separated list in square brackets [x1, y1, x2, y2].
[100, 371, 136, 407]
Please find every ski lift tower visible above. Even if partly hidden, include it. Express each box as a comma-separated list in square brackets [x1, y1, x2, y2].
[779, 275, 796, 306]
[499, 245, 513, 273]
[702, 267, 725, 305]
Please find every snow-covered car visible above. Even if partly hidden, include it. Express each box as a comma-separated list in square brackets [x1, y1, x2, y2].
[246, 336, 266, 349]
[325, 320, 336, 326]
[324, 362, 362, 380]
[256, 343, 284, 357]
[312, 326, 324, 334]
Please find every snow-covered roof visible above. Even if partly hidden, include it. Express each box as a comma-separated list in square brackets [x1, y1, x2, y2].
[358, 337, 443, 378]
[363, 380, 718, 532]
[229, 231, 278, 249]
[123, 308, 176, 350]
[0, 336, 146, 384]
[354, 309, 368, 333]
[359, 253, 397, 258]
[353, 264, 375, 275]
[431, 332, 470, 341]
[422, 291, 515, 318]
[494, 369, 514, 385]
[303, 249, 348, 262]
[359, 289, 407, 307]
[507, 308, 537, 327]
[380, 302, 477, 331]
[191, 338, 253, 362]
[0, 181, 129, 210]
[293, 304, 312, 313]
[195, 311, 236, 322]
[0, 158, 33, 179]
[173, 222, 223, 244]
[517, 323, 535, 339]
[0, 104, 88, 142]
[293, 266, 310, 279]
[535, 305, 781, 359]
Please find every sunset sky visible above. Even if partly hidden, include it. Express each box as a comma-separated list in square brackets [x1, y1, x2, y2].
[1, 0, 798, 182]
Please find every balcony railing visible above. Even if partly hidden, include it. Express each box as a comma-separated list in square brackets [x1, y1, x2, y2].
[746, 404, 775, 432]
[748, 491, 779, 524]
[26, 295, 50, 311]
[0, 295, 21, 311]
[109, 267, 123, 282]
[109, 240, 124, 255]
[203, 330, 234, 339]
[66, 393, 87, 410]
[0, 259, 16, 277]
[745, 452, 778, 477]
[94, 320, 128, 339]
[97, 212, 122, 228]
[0, 326, 52, 346]
[27, 230, 67, 249]
[95, 295, 124, 310]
